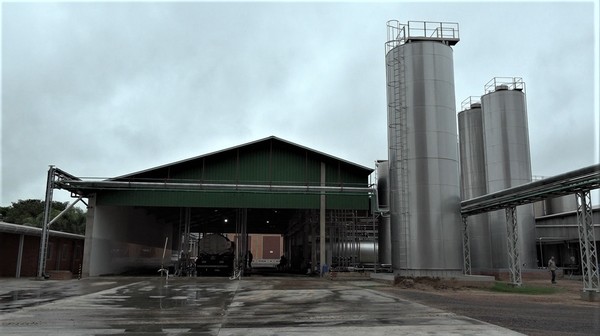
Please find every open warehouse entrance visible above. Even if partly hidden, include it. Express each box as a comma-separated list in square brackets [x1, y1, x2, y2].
[51, 136, 376, 277]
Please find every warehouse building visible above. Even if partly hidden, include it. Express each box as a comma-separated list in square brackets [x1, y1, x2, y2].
[55, 136, 375, 277]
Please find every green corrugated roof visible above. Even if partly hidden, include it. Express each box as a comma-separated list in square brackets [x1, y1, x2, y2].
[94, 136, 373, 209]
[115, 136, 373, 180]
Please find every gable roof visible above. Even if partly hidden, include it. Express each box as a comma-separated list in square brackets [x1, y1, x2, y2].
[114, 135, 373, 180]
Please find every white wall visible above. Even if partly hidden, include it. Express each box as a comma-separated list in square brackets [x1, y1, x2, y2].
[83, 199, 173, 276]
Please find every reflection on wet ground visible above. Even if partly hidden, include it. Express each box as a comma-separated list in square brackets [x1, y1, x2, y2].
[0, 276, 524, 335]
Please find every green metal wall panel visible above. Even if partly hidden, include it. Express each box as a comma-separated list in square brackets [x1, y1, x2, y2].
[100, 138, 372, 209]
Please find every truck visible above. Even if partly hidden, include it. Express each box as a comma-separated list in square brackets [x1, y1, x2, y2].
[196, 234, 235, 275]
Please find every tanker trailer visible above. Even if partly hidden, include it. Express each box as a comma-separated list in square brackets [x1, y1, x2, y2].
[196, 234, 235, 275]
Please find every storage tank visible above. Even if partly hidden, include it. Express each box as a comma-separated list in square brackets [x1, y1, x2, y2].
[376, 160, 392, 264]
[480, 78, 536, 269]
[458, 97, 492, 269]
[544, 195, 577, 215]
[385, 20, 462, 275]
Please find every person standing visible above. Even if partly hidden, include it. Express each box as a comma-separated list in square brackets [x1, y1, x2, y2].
[247, 251, 253, 269]
[548, 256, 557, 284]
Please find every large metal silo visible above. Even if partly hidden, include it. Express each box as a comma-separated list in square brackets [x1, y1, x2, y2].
[385, 21, 462, 275]
[481, 78, 537, 269]
[458, 97, 492, 269]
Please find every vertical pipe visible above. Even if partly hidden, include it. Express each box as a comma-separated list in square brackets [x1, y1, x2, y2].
[320, 162, 326, 275]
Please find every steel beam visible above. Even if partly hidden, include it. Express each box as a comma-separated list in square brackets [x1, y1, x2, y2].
[505, 207, 522, 286]
[576, 190, 599, 293]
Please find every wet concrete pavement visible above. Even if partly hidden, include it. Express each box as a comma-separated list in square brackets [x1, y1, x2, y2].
[0, 276, 524, 335]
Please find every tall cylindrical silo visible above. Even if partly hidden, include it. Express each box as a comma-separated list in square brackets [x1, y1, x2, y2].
[458, 98, 493, 270]
[481, 78, 536, 269]
[376, 160, 392, 265]
[386, 21, 462, 276]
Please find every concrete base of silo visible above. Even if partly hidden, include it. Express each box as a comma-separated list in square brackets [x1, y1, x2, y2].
[580, 290, 600, 302]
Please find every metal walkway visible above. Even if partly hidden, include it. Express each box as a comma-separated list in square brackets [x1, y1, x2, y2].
[460, 164, 600, 295]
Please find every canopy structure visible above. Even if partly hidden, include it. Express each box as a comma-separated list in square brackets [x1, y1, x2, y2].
[40, 136, 376, 278]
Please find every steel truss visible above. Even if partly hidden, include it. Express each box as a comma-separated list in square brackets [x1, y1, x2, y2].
[461, 216, 471, 275]
[576, 190, 599, 293]
[505, 207, 522, 286]
[461, 164, 599, 291]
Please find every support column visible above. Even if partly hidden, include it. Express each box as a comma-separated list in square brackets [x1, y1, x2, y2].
[37, 165, 55, 279]
[311, 218, 316, 274]
[462, 216, 471, 275]
[16, 234, 24, 278]
[505, 206, 522, 286]
[320, 162, 326, 276]
[576, 190, 599, 295]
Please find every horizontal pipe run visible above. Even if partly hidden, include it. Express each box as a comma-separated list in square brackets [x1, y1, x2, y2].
[58, 180, 375, 195]
[461, 164, 600, 216]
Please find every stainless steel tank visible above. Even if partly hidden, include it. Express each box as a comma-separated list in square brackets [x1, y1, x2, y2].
[481, 78, 536, 269]
[376, 160, 392, 264]
[386, 21, 462, 275]
[458, 99, 492, 269]
[544, 195, 577, 215]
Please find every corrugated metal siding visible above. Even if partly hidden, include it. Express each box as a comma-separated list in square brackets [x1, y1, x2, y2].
[98, 138, 371, 209]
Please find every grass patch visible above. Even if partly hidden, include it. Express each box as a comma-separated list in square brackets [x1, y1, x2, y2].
[488, 282, 562, 295]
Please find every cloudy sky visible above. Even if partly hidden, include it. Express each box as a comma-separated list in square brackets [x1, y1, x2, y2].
[2, 1, 598, 207]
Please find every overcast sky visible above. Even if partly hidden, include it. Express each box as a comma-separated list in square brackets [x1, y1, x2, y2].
[2, 1, 599, 207]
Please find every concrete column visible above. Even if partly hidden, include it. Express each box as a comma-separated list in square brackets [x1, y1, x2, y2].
[82, 195, 96, 277]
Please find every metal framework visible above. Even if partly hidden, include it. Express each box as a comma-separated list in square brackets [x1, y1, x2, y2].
[461, 163, 599, 291]
[37, 166, 84, 279]
[328, 210, 378, 271]
[576, 191, 599, 292]
[461, 216, 472, 275]
[505, 207, 522, 286]
[386, 20, 459, 48]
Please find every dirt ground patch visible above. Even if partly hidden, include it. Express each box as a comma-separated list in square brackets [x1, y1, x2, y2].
[384, 277, 600, 335]
[395, 276, 598, 306]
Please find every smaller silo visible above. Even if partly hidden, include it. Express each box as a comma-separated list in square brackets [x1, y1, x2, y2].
[458, 97, 492, 270]
[481, 77, 536, 269]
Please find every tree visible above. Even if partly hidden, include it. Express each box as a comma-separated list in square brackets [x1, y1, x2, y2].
[0, 199, 86, 234]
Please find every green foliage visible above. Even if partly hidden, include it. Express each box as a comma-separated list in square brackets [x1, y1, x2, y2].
[489, 282, 562, 295]
[0, 199, 86, 234]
